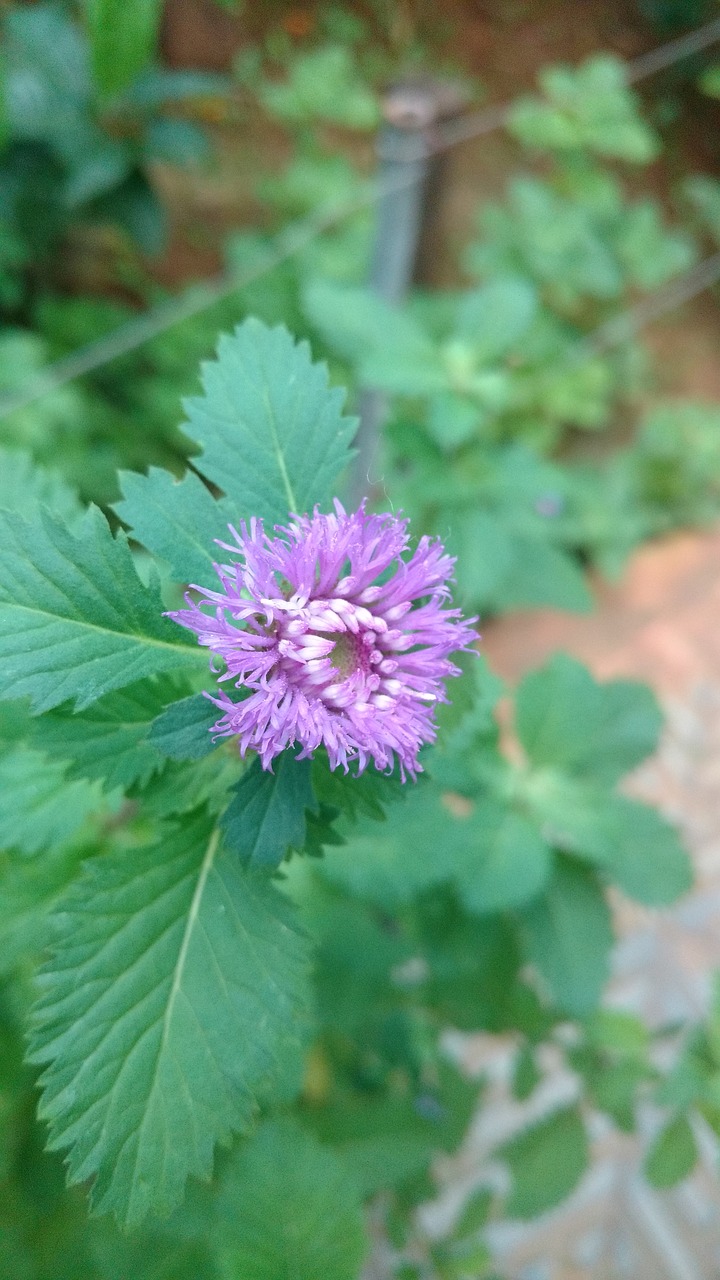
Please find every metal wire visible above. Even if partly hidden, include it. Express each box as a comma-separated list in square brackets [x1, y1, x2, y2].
[3, 12, 720, 420]
[577, 251, 720, 359]
[626, 14, 720, 83]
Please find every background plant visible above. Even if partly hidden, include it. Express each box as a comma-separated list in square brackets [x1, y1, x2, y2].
[0, 0, 230, 502]
[0, 319, 708, 1280]
[2, 5, 720, 1277]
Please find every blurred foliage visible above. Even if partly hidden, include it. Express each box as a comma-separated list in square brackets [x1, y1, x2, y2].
[0, 1, 229, 499]
[1, 12, 720, 1277]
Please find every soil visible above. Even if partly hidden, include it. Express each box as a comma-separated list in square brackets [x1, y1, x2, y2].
[144, 0, 720, 406]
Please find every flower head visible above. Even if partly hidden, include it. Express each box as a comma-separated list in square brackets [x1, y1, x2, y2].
[168, 501, 477, 778]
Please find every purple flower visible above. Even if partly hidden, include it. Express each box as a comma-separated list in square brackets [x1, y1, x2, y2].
[168, 501, 477, 778]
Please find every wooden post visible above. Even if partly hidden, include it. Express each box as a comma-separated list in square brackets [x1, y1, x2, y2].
[349, 79, 469, 507]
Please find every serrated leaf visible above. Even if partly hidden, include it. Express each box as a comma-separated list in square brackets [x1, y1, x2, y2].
[318, 783, 460, 909]
[0, 842, 85, 975]
[32, 679, 180, 792]
[603, 797, 692, 906]
[491, 535, 592, 613]
[29, 809, 313, 1228]
[0, 447, 83, 524]
[303, 279, 436, 367]
[220, 753, 317, 869]
[215, 1118, 367, 1280]
[0, 744, 102, 856]
[88, 1222, 216, 1280]
[149, 692, 219, 761]
[182, 320, 357, 526]
[502, 1106, 588, 1218]
[523, 771, 615, 863]
[523, 780, 691, 906]
[516, 655, 662, 784]
[138, 755, 237, 821]
[311, 753, 399, 824]
[114, 468, 236, 586]
[0, 506, 200, 712]
[518, 859, 612, 1015]
[645, 1115, 697, 1189]
[453, 803, 552, 915]
[419, 904, 522, 1034]
[451, 509, 516, 605]
[455, 277, 538, 363]
[305, 1055, 478, 1196]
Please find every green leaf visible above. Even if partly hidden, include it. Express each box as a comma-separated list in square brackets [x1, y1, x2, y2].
[426, 394, 481, 451]
[258, 44, 379, 129]
[418, 900, 523, 1034]
[451, 510, 516, 605]
[5, 4, 91, 133]
[303, 279, 436, 368]
[502, 1106, 588, 1218]
[88, 1222, 217, 1280]
[149, 692, 219, 761]
[182, 320, 357, 527]
[453, 803, 552, 915]
[0, 743, 102, 856]
[318, 784, 459, 909]
[311, 754, 398, 826]
[586, 1008, 650, 1060]
[645, 1115, 697, 1189]
[521, 779, 691, 906]
[433, 1238, 492, 1279]
[455, 277, 538, 363]
[512, 1045, 541, 1102]
[516, 654, 662, 785]
[508, 55, 659, 163]
[602, 797, 692, 906]
[305, 1055, 477, 1195]
[583, 1057, 648, 1132]
[29, 809, 313, 1228]
[122, 68, 229, 109]
[0, 843, 85, 975]
[104, 171, 168, 255]
[0, 447, 83, 524]
[216, 1118, 368, 1280]
[491, 535, 592, 613]
[518, 859, 613, 1015]
[0, 506, 200, 712]
[700, 65, 720, 99]
[115, 468, 236, 586]
[146, 118, 210, 167]
[455, 1187, 493, 1239]
[33, 679, 179, 792]
[85, 0, 163, 96]
[138, 754, 237, 821]
[64, 141, 133, 206]
[221, 754, 317, 869]
[522, 772, 616, 864]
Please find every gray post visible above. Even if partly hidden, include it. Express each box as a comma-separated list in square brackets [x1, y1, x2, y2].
[349, 80, 468, 508]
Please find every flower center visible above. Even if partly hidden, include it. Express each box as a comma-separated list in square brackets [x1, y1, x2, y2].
[328, 631, 361, 678]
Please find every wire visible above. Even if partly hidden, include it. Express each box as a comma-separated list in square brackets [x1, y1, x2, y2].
[427, 12, 720, 150]
[3, 13, 720, 420]
[577, 251, 720, 358]
[626, 15, 720, 83]
[0, 187, 379, 415]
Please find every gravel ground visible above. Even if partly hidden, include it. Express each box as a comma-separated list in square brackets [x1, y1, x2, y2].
[364, 527, 720, 1279]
